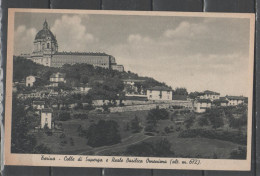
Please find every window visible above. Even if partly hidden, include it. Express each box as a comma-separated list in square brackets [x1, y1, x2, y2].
[47, 43, 50, 49]
[149, 95, 152, 98]
[150, 90, 152, 93]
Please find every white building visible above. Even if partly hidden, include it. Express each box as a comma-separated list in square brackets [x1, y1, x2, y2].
[111, 65, 124, 72]
[41, 108, 52, 129]
[50, 72, 66, 87]
[200, 90, 220, 101]
[147, 86, 172, 101]
[26, 75, 36, 87]
[194, 99, 212, 113]
[226, 96, 245, 106]
[33, 100, 45, 110]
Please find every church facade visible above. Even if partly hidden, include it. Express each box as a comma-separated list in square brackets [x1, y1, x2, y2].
[25, 20, 124, 71]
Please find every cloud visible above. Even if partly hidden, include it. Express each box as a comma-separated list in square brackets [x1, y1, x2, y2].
[163, 21, 208, 39]
[127, 34, 152, 43]
[51, 15, 97, 52]
[14, 25, 37, 55]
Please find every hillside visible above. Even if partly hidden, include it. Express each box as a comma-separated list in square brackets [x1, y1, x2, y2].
[13, 56, 171, 100]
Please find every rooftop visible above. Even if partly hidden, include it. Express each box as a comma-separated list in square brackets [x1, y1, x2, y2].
[54, 52, 110, 56]
[41, 108, 52, 113]
[147, 86, 172, 91]
[213, 99, 228, 103]
[196, 99, 212, 103]
[203, 90, 220, 95]
[226, 96, 246, 100]
[50, 72, 66, 78]
[122, 79, 146, 83]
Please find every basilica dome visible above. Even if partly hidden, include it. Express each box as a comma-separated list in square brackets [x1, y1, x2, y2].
[35, 20, 57, 42]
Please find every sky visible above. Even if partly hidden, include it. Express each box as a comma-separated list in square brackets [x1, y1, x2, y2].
[14, 12, 252, 96]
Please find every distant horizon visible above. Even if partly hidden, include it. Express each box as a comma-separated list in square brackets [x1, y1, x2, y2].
[14, 12, 252, 97]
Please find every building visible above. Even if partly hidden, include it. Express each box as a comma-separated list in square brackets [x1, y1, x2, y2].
[73, 84, 91, 94]
[194, 99, 212, 113]
[24, 20, 124, 71]
[199, 90, 220, 101]
[123, 79, 146, 95]
[26, 75, 36, 87]
[225, 96, 245, 106]
[213, 98, 228, 107]
[147, 86, 172, 101]
[111, 65, 124, 72]
[41, 108, 52, 129]
[33, 100, 45, 110]
[50, 72, 66, 87]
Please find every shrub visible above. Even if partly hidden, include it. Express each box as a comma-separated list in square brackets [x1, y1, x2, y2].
[164, 126, 170, 133]
[86, 120, 121, 147]
[58, 112, 71, 121]
[59, 133, 66, 139]
[230, 146, 246, 159]
[178, 129, 247, 145]
[125, 138, 174, 157]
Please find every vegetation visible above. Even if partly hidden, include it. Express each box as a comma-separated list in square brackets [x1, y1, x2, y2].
[125, 138, 174, 157]
[229, 146, 246, 159]
[130, 116, 142, 133]
[205, 108, 224, 129]
[58, 112, 71, 121]
[86, 120, 121, 147]
[178, 129, 247, 145]
[11, 96, 51, 154]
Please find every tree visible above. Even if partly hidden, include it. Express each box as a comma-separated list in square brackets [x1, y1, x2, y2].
[206, 108, 224, 129]
[86, 120, 121, 147]
[131, 116, 142, 133]
[11, 97, 51, 154]
[173, 87, 188, 95]
[189, 91, 200, 99]
[58, 112, 71, 121]
[184, 113, 195, 129]
[11, 99, 37, 153]
[198, 116, 209, 127]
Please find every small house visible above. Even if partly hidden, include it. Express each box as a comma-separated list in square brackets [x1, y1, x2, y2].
[199, 90, 220, 101]
[194, 99, 212, 113]
[33, 100, 45, 110]
[147, 86, 172, 101]
[226, 96, 246, 106]
[50, 72, 66, 87]
[26, 75, 36, 87]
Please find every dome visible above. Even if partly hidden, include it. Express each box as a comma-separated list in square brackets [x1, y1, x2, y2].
[35, 20, 57, 42]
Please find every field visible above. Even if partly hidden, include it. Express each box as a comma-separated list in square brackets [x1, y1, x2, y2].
[35, 108, 246, 159]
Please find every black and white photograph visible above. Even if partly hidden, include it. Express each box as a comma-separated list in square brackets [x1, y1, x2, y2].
[4, 9, 254, 170]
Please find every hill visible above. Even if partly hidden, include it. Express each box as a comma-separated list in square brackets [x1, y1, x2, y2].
[13, 56, 171, 100]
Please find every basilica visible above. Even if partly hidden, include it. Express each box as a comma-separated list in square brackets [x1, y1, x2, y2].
[24, 20, 124, 72]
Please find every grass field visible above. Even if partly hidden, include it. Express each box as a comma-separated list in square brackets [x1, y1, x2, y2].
[35, 109, 246, 159]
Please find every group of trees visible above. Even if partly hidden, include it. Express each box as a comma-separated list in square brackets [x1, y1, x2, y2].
[145, 108, 169, 132]
[86, 120, 121, 147]
[14, 57, 169, 102]
[11, 97, 51, 154]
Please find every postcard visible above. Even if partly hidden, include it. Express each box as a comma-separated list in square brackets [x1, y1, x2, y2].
[4, 8, 255, 170]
